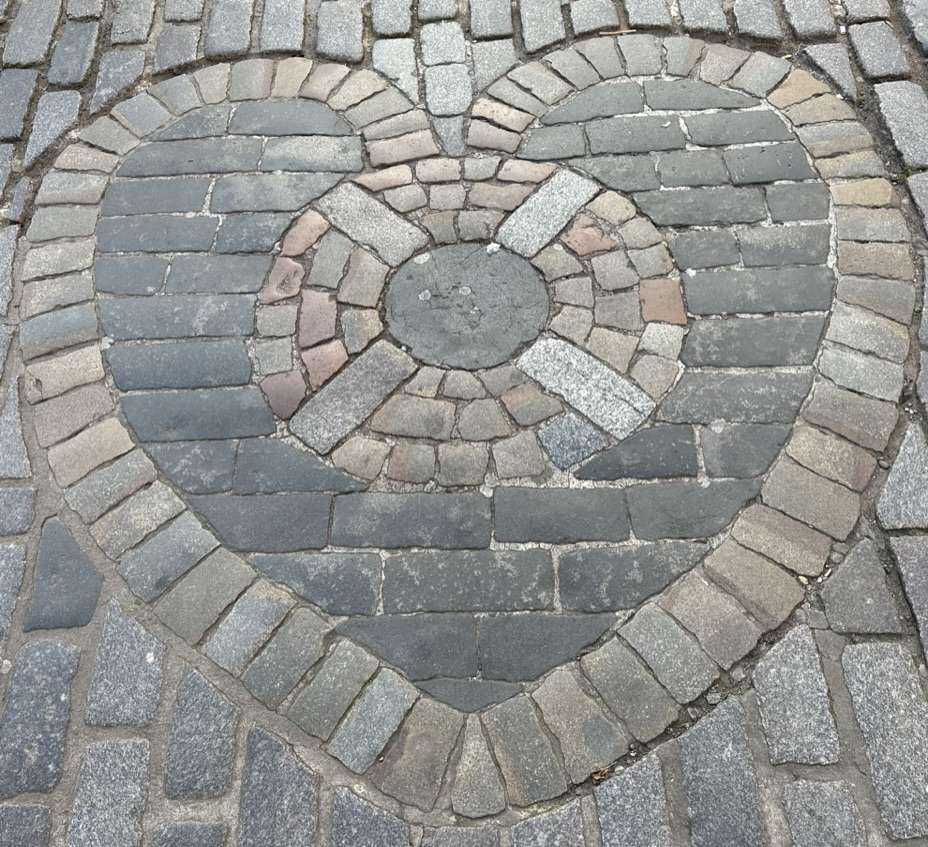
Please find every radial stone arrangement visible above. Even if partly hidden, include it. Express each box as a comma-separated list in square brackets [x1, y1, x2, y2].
[4, 2, 928, 846]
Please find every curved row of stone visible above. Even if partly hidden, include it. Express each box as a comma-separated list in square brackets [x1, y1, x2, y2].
[12, 41, 915, 819]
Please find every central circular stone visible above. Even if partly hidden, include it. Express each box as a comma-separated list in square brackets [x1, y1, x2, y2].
[385, 243, 549, 370]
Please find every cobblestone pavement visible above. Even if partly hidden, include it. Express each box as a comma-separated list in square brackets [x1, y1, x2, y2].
[3, 0, 928, 845]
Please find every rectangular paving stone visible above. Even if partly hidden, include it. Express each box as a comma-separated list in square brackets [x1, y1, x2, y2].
[519, 0, 566, 52]
[332, 492, 491, 548]
[581, 638, 679, 742]
[317, 183, 429, 265]
[660, 572, 761, 669]
[724, 142, 815, 184]
[733, 504, 831, 577]
[2, 0, 61, 65]
[0, 805, 50, 847]
[620, 604, 718, 703]
[243, 608, 331, 707]
[518, 337, 653, 438]
[0, 70, 38, 140]
[625, 0, 672, 25]
[262, 136, 364, 172]
[661, 371, 812, 423]
[739, 223, 831, 266]
[121, 388, 274, 441]
[383, 550, 553, 612]
[204, 0, 255, 56]
[66, 740, 149, 847]
[154, 823, 226, 847]
[204, 580, 295, 675]
[100, 294, 253, 339]
[634, 187, 766, 226]
[97, 214, 219, 252]
[22, 239, 95, 282]
[678, 699, 768, 847]
[260, 0, 305, 50]
[291, 340, 416, 452]
[107, 340, 252, 390]
[47, 417, 134, 487]
[189, 493, 332, 552]
[20, 302, 98, 360]
[533, 668, 628, 783]
[0, 543, 25, 642]
[288, 641, 379, 739]
[820, 345, 904, 402]
[165, 673, 239, 798]
[36, 170, 107, 205]
[90, 481, 184, 558]
[211, 173, 341, 213]
[155, 548, 254, 643]
[826, 301, 909, 362]
[118, 511, 218, 601]
[703, 540, 803, 628]
[762, 457, 860, 540]
[167, 255, 270, 296]
[117, 138, 263, 177]
[483, 695, 567, 806]
[587, 115, 685, 156]
[85, 601, 165, 727]
[0, 487, 34, 535]
[685, 111, 792, 145]
[682, 316, 824, 367]
[102, 176, 210, 216]
[782, 781, 866, 847]
[472, 0, 513, 36]
[783, 0, 836, 34]
[0, 641, 78, 800]
[876, 81, 928, 168]
[32, 382, 112, 448]
[685, 266, 833, 314]
[766, 183, 830, 222]
[497, 169, 599, 256]
[595, 756, 673, 847]
[494, 487, 629, 543]
[327, 669, 418, 773]
[753, 626, 840, 765]
[843, 643, 928, 838]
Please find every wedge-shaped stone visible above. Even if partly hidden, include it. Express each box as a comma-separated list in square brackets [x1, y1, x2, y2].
[595, 756, 673, 847]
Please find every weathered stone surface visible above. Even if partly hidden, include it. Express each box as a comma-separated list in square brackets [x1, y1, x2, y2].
[843, 643, 928, 838]
[890, 537, 928, 661]
[288, 641, 378, 739]
[596, 756, 672, 847]
[377, 698, 463, 810]
[498, 169, 599, 257]
[494, 487, 629, 543]
[66, 740, 149, 847]
[189, 493, 331, 552]
[560, 542, 704, 612]
[165, 670, 239, 799]
[783, 781, 866, 847]
[331, 788, 409, 847]
[204, 581, 295, 675]
[678, 699, 768, 847]
[0, 640, 78, 800]
[383, 550, 552, 612]
[292, 341, 416, 452]
[628, 479, 760, 540]
[452, 714, 506, 818]
[24, 518, 100, 631]
[753, 626, 840, 765]
[238, 728, 319, 847]
[532, 668, 628, 782]
[519, 338, 653, 439]
[387, 245, 548, 369]
[582, 638, 679, 742]
[327, 669, 418, 773]
[878, 424, 928, 528]
[332, 493, 491, 548]
[483, 696, 567, 806]
[479, 613, 612, 681]
[620, 605, 718, 703]
[0, 805, 51, 847]
[85, 601, 165, 727]
[822, 540, 903, 634]
[511, 801, 584, 847]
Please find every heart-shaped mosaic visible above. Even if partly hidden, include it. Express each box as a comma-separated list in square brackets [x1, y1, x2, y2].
[19, 44, 914, 807]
